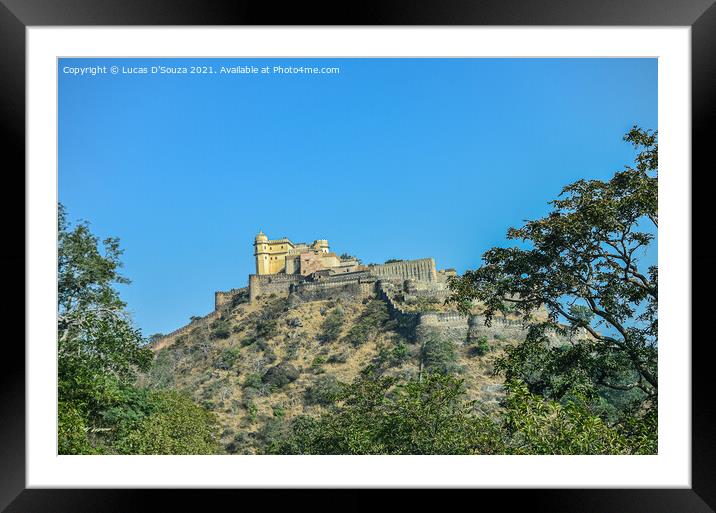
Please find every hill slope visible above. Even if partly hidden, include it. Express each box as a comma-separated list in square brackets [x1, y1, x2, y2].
[143, 293, 519, 454]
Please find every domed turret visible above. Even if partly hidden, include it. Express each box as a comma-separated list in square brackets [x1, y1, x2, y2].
[255, 230, 268, 243]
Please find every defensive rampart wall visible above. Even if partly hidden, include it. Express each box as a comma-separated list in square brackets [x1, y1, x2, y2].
[249, 273, 303, 302]
[214, 287, 249, 310]
[150, 309, 221, 352]
[370, 258, 437, 283]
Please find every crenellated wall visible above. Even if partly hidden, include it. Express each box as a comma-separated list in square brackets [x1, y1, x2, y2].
[214, 287, 249, 310]
[149, 309, 221, 352]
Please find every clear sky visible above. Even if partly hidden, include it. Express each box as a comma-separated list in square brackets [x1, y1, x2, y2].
[58, 58, 657, 336]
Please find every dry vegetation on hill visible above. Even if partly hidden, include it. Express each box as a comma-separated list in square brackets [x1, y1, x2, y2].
[142, 294, 513, 454]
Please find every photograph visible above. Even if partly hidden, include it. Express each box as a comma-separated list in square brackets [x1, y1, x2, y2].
[57, 56, 659, 456]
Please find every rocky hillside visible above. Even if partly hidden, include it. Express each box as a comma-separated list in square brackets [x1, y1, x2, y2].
[142, 292, 522, 455]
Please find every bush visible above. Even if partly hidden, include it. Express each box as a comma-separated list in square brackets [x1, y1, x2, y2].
[58, 401, 101, 455]
[466, 335, 491, 356]
[262, 362, 300, 388]
[210, 318, 231, 339]
[113, 390, 220, 455]
[285, 338, 301, 360]
[390, 341, 410, 365]
[319, 306, 345, 343]
[501, 381, 633, 455]
[344, 323, 371, 347]
[327, 351, 348, 364]
[411, 296, 441, 312]
[241, 336, 256, 347]
[256, 318, 279, 339]
[243, 373, 263, 389]
[374, 341, 410, 369]
[263, 346, 277, 363]
[304, 375, 343, 406]
[344, 300, 390, 347]
[420, 332, 460, 375]
[215, 345, 241, 370]
[271, 373, 504, 455]
[241, 386, 259, 407]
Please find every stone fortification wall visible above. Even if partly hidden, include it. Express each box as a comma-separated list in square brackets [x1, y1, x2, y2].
[314, 270, 373, 283]
[290, 280, 373, 303]
[249, 273, 303, 302]
[214, 287, 249, 310]
[376, 280, 541, 345]
[289, 271, 376, 303]
[150, 309, 221, 352]
[376, 281, 422, 338]
[420, 311, 471, 341]
[370, 258, 437, 283]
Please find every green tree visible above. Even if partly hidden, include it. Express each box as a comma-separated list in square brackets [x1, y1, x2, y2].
[58, 204, 219, 454]
[419, 329, 460, 376]
[271, 372, 505, 455]
[58, 204, 152, 452]
[447, 127, 658, 448]
[500, 380, 633, 455]
[112, 390, 220, 455]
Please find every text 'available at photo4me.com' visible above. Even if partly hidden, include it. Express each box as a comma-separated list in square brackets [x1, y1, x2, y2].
[61, 63, 342, 78]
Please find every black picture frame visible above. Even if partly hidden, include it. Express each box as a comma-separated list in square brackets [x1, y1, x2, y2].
[2, 1, 714, 511]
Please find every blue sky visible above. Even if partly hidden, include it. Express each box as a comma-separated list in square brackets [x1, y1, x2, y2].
[58, 58, 657, 336]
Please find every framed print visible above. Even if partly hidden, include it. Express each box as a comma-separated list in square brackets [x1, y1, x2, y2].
[2, 0, 715, 511]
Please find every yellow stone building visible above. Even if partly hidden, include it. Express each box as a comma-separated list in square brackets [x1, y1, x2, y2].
[253, 231, 336, 275]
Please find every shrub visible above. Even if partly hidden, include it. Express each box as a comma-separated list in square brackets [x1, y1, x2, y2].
[256, 318, 279, 339]
[285, 338, 301, 360]
[262, 362, 300, 388]
[246, 402, 258, 423]
[344, 300, 390, 347]
[243, 373, 263, 389]
[466, 335, 491, 356]
[311, 355, 327, 373]
[420, 332, 460, 375]
[304, 375, 343, 406]
[412, 296, 441, 312]
[327, 351, 348, 364]
[214, 345, 241, 369]
[319, 306, 345, 343]
[113, 390, 220, 455]
[390, 341, 410, 365]
[210, 318, 231, 339]
[263, 346, 277, 363]
[58, 401, 101, 455]
[241, 386, 259, 407]
[271, 373, 504, 455]
[373, 340, 411, 370]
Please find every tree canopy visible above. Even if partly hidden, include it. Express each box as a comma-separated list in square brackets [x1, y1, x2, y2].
[57, 204, 219, 454]
[447, 127, 658, 449]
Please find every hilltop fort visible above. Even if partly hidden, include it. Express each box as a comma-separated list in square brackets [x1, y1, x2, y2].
[148, 232, 563, 455]
[153, 232, 541, 352]
[242, 231, 456, 304]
